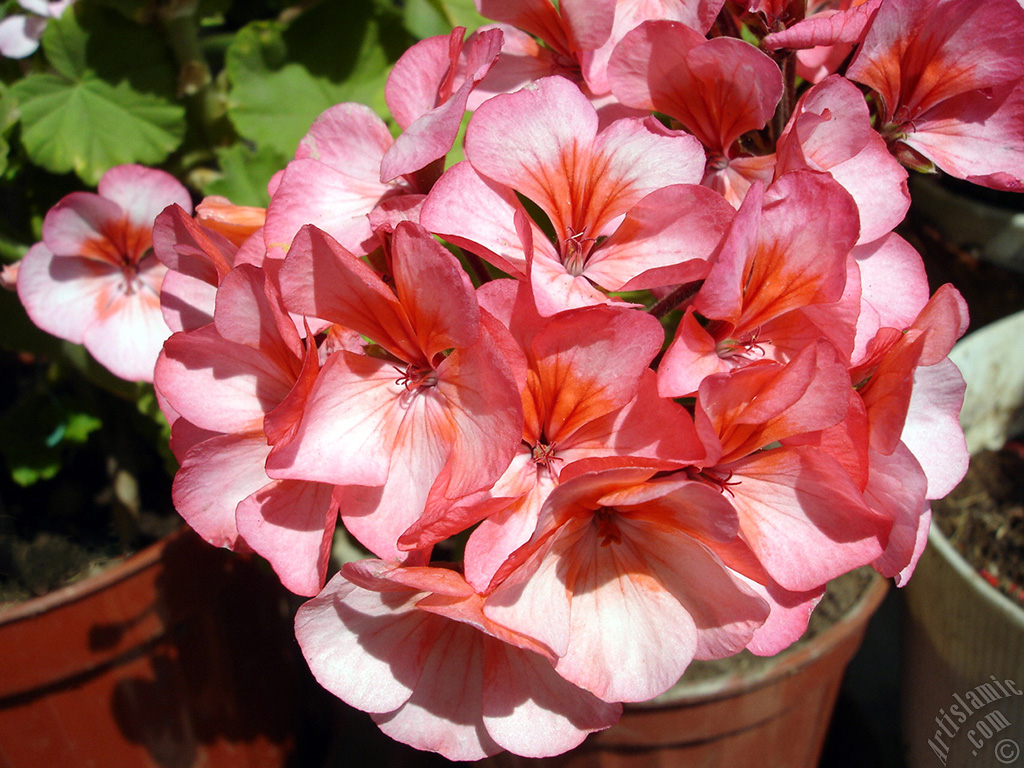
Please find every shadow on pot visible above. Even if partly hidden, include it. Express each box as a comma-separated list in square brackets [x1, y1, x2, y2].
[0, 527, 317, 768]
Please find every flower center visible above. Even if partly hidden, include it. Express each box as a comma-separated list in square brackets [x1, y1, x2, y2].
[531, 441, 561, 466]
[715, 329, 767, 361]
[593, 507, 622, 547]
[394, 364, 438, 392]
[562, 226, 595, 276]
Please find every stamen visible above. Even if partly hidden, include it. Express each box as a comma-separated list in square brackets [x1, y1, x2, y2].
[394, 364, 438, 391]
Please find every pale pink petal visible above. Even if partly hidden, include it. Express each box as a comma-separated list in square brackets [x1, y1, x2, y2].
[295, 102, 395, 178]
[583, 0, 727, 94]
[235, 478, 338, 596]
[864, 443, 930, 585]
[847, 0, 1024, 119]
[41, 192, 124, 261]
[156, 324, 295, 433]
[264, 158, 397, 259]
[609, 23, 782, 153]
[695, 341, 854, 463]
[371, 621, 501, 760]
[722, 447, 890, 591]
[279, 225, 417, 362]
[463, 462, 553, 592]
[584, 183, 732, 291]
[16, 242, 117, 345]
[264, 351, 400, 487]
[696, 172, 858, 330]
[900, 359, 968, 500]
[481, 638, 622, 758]
[0, 15, 45, 58]
[420, 161, 531, 278]
[339, 397, 452, 561]
[658, 307, 733, 398]
[80, 264, 169, 382]
[703, 153, 777, 208]
[776, 75, 910, 243]
[562, 369, 705, 464]
[152, 203, 236, 286]
[213, 265, 303, 363]
[390, 221, 480, 358]
[530, 305, 665, 443]
[294, 574, 424, 714]
[466, 76, 599, 232]
[386, 29, 464, 131]
[381, 29, 503, 183]
[737, 572, 823, 656]
[902, 81, 1024, 191]
[528, 245, 621, 317]
[158, 269, 217, 333]
[171, 431, 272, 549]
[559, 0, 617, 52]
[97, 164, 192, 230]
[852, 233, 930, 362]
[430, 343, 523, 504]
[764, 0, 882, 51]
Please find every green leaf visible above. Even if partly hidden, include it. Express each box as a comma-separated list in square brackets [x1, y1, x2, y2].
[8, 6, 185, 184]
[226, 1, 414, 158]
[0, 389, 99, 487]
[11, 73, 186, 185]
[402, 0, 489, 38]
[45, 6, 179, 98]
[62, 411, 103, 444]
[199, 141, 288, 207]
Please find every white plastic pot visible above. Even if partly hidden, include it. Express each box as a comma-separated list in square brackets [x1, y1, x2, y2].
[903, 310, 1024, 768]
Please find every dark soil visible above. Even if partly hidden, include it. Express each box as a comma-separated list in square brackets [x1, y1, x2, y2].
[0, 353, 181, 607]
[931, 444, 1024, 606]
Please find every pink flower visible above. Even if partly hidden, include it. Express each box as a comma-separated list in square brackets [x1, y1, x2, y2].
[17, 164, 192, 382]
[264, 222, 523, 560]
[423, 76, 730, 315]
[401, 282, 705, 591]
[845, 0, 1024, 189]
[657, 172, 861, 396]
[763, 0, 884, 83]
[774, 75, 910, 244]
[155, 264, 338, 596]
[691, 342, 892, 592]
[484, 463, 769, 702]
[295, 560, 621, 760]
[471, 0, 725, 105]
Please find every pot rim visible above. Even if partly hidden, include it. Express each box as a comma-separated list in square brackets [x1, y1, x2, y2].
[926, 524, 1024, 628]
[0, 524, 187, 626]
[635, 570, 889, 708]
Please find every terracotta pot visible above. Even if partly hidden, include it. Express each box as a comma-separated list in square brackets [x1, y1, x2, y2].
[482, 572, 888, 768]
[902, 310, 1024, 768]
[0, 526, 303, 768]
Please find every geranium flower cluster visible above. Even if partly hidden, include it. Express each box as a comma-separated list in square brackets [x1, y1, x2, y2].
[14, 0, 1024, 760]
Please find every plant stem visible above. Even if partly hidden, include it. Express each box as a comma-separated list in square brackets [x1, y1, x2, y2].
[159, 2, 231, 150]
[648, 280, 703, 319]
